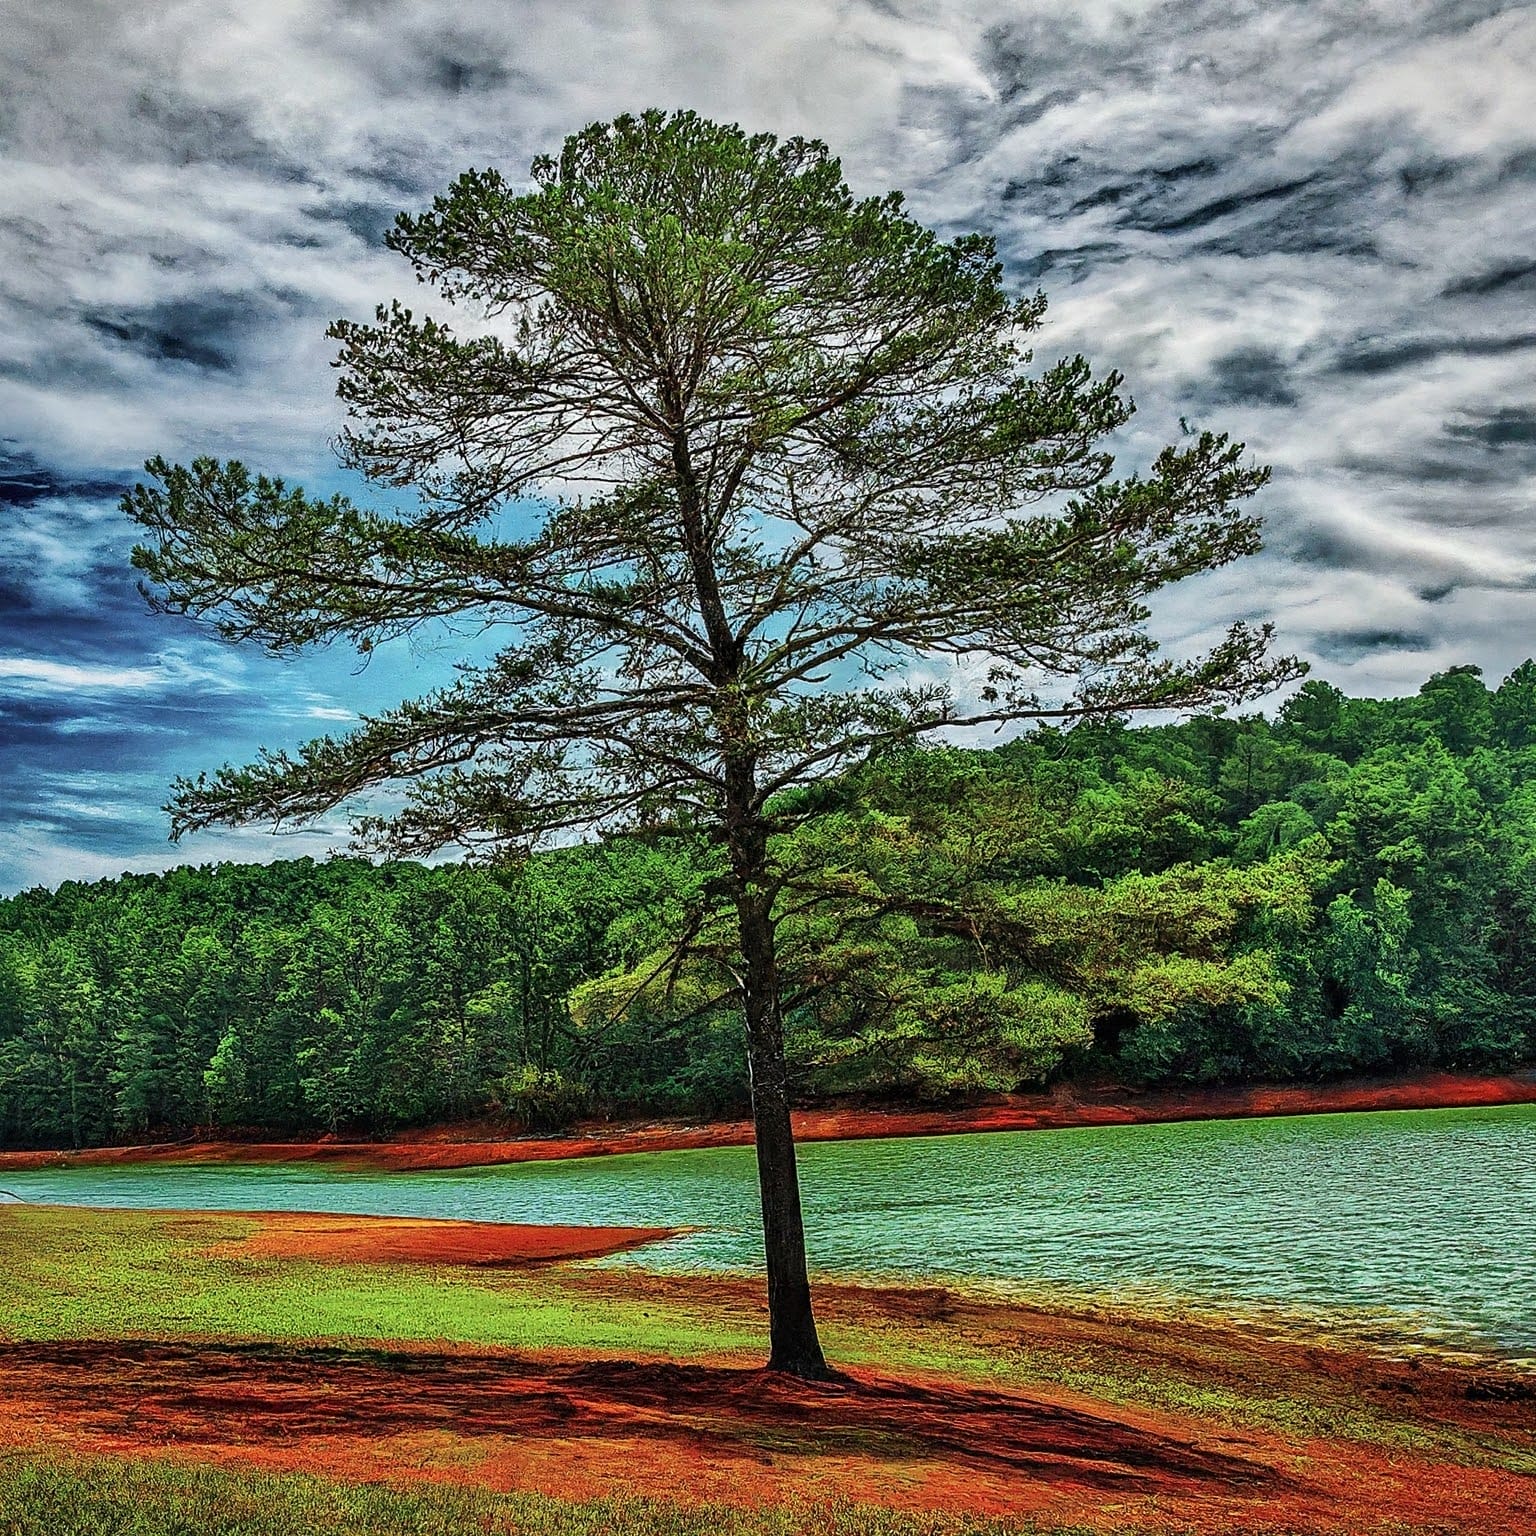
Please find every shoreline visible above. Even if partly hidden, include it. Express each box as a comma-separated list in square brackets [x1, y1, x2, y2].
[2, 1066, 1533, 1173]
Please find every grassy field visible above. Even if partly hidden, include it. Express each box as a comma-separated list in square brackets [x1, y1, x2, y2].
[0, 1204, 744, 1355]
[1, 1204, 1532, 1535]
[0, 1453, 1052, 1536]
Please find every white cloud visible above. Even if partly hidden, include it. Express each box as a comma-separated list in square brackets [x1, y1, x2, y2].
[0, 648, 248, 697]
[1, 823, 353, 894]
[1288, 8, 1536, 161]
[0, 656, 162, 691]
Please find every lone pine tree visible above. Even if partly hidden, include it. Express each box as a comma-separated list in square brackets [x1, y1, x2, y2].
[126, 109, 1298, 1378]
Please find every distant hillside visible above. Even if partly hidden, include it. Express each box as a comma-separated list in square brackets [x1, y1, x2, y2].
[4, 663, 1535, 1149]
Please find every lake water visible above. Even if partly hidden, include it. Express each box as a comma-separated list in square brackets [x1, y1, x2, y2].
[4, 1104, 1533, 1357]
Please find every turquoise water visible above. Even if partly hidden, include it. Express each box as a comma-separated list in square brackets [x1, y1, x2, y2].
[4, 1104, 1533, 1355]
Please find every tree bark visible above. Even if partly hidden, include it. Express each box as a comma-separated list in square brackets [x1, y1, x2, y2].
[735, 888, 830, 1379]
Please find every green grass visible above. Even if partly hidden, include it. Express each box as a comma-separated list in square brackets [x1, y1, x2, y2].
[0, 1453, 1074, 1536]
[0, 1449, 1485, 1536]
[829, 1317, 1381, 1434]
[0, 1206, 749, 1357]
[818, 1307, 1536, 1475]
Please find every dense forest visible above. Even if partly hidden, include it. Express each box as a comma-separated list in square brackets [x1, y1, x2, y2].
[4, 664, 1535, 1149]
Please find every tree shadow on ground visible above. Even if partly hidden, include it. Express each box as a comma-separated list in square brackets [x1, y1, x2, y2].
[0, 1338, 1280, 1497]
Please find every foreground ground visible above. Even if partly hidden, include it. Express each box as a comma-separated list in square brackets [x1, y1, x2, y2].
[3, 1068, 1534, 1174]
[1, 1204, 1531, 1533]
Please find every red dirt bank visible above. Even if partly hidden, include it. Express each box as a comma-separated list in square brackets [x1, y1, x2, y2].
[202, 1211, 676, 1266]
[3, 1068, 1533, 1174]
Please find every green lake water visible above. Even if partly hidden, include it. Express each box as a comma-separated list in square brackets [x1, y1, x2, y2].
[3, 1103, 1533, 1357]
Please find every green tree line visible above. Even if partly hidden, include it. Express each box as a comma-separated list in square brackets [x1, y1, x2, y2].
[4, 662, 1535, 1149]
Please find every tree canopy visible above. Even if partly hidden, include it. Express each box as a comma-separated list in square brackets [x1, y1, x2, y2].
[128, 110, 1294, 853]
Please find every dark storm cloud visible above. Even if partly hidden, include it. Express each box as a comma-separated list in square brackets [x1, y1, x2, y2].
[127, 90, 314, 179]
[1067, 159, 1224, 215]
[333, 200, 401, 247]
[1118, 175, 1324, 237]
[2, 0, 1534, 887]
[1442, 260, 1536, 299]
[422, 47, 515, 98]
[81, 293, 296, 374]
[1446, 408, 1536, 449]
[1203, 349, 1300, 409]
[0, 453, 127, 506]
[1014, 242, 1121, 284]
[1314, 629, 1436, 663]
[1281, 524, 1388, 572]
[1332, 333, 1536, 377]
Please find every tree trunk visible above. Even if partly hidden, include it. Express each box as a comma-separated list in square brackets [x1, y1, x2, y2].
[697, 445, 827, 1375]
[736, 891, 830, 1379]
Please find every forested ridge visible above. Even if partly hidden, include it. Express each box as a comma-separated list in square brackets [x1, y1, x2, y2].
[4, 664, 1535, 1150]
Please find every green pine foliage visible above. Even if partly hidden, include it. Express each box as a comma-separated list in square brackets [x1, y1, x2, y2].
[3, 663, 1535, 1149]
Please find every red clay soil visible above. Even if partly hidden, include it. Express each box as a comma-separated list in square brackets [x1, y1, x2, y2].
[4, 1068, 1534, 1174]
[200, 1211, 676, 1266]
[1, 1331, 1532, 1532]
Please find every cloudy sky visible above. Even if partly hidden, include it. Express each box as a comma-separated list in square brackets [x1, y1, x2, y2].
[2, 0, 1533, 892]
